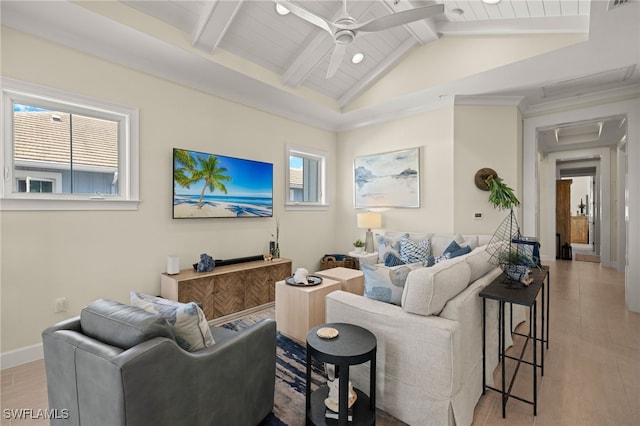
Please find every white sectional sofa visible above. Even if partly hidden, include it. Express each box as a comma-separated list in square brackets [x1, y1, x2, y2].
[326, 233, 525, 426]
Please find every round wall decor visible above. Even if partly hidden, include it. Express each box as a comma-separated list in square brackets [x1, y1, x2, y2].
[474, 168, 498, 191]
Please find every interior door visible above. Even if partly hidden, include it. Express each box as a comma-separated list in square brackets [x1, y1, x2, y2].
[556, 179, 572, 258]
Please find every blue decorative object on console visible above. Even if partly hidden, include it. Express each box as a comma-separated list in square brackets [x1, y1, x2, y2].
[196, 253, 215, 272]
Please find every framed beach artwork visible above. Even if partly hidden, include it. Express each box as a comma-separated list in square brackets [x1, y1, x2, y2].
[173, 148, 273, 218]
[354, 147, 420, 208]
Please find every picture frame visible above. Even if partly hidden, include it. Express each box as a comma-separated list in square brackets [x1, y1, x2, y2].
[354, 147, 420, 208]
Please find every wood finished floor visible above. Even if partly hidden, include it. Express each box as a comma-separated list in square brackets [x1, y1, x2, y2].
[1, 260, 638, 426]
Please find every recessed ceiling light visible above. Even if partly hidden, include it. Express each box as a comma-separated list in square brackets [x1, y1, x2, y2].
[276, 4, 290, 15]
[351, 53, 364, 64]
[451, 8, 464, 16]
[482, 0, 501, 4]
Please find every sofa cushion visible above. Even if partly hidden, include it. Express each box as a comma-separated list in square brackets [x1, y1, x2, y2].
[401, 260, 471, 316]
[464, 246, 496, 282]
[130, 292, 214, 352]
[362, 263, 418, 305]
[80, 299, 175, 350]
[399, 237, 431, 264]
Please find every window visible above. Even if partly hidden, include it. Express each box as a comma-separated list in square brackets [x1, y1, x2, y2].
[285, 144, 328, 210]
[1, 78, 139, 210]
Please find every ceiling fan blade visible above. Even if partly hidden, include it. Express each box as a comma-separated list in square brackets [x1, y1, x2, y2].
[274, 0, 334, 34]
[326, 44, 347, 79]
[355, 4, 444, 33]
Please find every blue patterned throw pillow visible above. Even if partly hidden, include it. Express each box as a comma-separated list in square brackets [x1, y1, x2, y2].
[399, 237, 431, 264]
[130, 292, 214, 352]
[384, 252, 406, 267]
[362, 263, 413, 305]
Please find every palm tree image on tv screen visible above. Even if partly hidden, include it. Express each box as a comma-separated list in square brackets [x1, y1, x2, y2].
[173, 148, 273, 218]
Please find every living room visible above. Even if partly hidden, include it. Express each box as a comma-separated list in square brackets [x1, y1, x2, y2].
[1, 0, 639, 424]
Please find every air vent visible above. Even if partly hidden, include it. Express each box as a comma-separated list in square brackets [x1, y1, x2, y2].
[608, 0, 629, 10]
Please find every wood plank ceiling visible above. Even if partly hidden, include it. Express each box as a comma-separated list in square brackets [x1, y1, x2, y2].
[122, 0, 591, 107]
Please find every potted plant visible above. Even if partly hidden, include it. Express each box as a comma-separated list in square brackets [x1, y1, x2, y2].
[486, 175, 520, 211]
[353, 239, 365, 254]
[497, 249, 536, 284]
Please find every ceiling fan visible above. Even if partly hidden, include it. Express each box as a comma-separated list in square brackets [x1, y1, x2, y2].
[275, 0, 444, 78]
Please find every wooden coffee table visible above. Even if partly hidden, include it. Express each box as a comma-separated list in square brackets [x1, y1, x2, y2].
[275, 277, 342, 344]
[315, 267, 364, 296]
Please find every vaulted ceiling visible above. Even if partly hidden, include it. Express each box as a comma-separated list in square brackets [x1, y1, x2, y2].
[2, 0, 639, 134]
[121, 0, 592, 107]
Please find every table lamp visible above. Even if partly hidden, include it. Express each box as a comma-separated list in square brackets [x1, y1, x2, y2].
[357, 212, 382, 253]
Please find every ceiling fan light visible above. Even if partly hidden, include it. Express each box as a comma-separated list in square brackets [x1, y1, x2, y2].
[335, 29, 355, 45]
[352, 53, 364, 64]
[275, 4, 290, 15]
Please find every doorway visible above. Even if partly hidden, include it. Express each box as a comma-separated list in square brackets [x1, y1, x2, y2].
[557, 167, 599, 262]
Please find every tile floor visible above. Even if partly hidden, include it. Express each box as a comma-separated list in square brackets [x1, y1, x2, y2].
[1, 259, 638, 426]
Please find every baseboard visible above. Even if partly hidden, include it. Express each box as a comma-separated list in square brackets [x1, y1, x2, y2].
[1, 343, 43, 370]
[208, 302, 275, 327]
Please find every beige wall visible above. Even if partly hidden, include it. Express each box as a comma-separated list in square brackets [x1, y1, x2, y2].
[336, 107, 455, 248]
[453, 105, 522, 234]
[0, 27, 337, 352]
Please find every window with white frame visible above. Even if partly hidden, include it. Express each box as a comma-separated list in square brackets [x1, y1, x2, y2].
[1, 78, 139, 210]
[285, 144, 328, 210]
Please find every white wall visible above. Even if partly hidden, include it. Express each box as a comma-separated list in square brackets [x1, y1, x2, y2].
[570, 177, 590, 217]
[0, 27, 337, 355]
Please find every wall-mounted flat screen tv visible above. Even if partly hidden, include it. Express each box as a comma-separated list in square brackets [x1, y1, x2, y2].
[173, 148, 273, 218]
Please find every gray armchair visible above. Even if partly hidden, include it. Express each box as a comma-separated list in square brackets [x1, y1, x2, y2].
[42, 299, 276, 426]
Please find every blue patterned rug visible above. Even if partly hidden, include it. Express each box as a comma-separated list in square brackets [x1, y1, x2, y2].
[221, 308, 404, 426]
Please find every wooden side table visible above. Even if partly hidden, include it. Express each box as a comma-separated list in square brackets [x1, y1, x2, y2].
[306, 323, 376, 426]
[275, 278, 342, 344]
[315, 267, 364, 296]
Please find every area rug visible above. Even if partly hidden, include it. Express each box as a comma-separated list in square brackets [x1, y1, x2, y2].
[575, 253, 600, 263]
[221, 308, 405, 426]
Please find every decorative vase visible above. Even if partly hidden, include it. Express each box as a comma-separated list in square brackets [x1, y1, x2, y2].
[504, 264, 530, 282]
[354, 247, 363, 254]
[273, 243, 280, 259]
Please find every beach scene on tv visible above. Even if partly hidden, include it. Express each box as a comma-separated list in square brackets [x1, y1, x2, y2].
[173, 149, 273, 218]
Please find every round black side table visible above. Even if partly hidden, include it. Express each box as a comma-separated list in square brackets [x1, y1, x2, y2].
[306, 323, 377, 426]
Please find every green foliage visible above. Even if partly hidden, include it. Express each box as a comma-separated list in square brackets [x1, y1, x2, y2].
[353, 239, 365, 248]
[173, 149, 232, 209]
[487, 176, 520, 211]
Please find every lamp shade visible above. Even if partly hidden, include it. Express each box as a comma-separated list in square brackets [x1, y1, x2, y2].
[357, 212, 382, 229]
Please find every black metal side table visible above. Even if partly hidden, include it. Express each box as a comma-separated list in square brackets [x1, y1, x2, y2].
[480, 266, 550, 418]
[306, 323, 377, 426]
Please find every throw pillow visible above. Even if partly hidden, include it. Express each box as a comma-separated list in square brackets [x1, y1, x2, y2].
[451, 245, 472, 258]
[362, 263, 415, 305]
[384, 252, 406, 267]
[443, 240, 462, 257]
[424, 254, 450, 267]
[399, 237, 431, 264]
[130, 292, 214, 352]
[375, 233, 407, 263]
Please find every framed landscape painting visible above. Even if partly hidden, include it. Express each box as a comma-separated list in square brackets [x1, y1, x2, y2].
[354, 147, 420, 208]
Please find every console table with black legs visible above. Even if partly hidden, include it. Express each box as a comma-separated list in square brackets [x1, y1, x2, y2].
[480, 265, 550, 418]
[306, 323, 377, 426]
